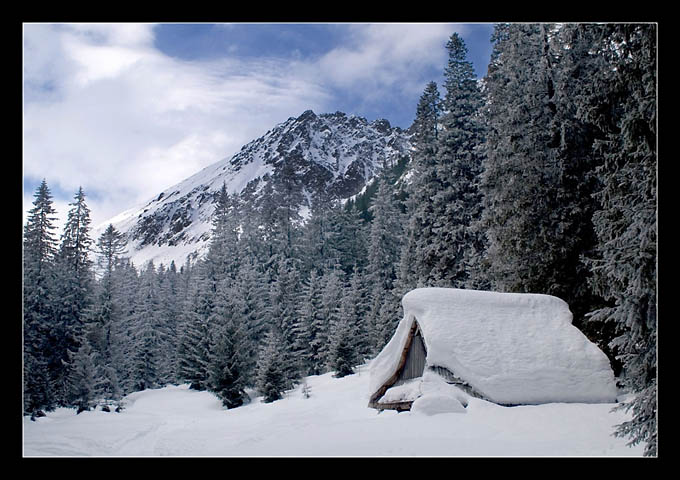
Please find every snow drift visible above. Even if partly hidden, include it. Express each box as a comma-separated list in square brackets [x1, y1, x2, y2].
[23, 366, 643, 456]
[369, 288, 618, 408]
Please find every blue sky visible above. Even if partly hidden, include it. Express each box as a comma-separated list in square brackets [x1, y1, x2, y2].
[23, 23, 494, 230]
[153, 23, 494, 128]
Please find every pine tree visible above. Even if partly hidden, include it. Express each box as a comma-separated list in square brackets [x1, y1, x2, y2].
[366, 178, 403, 291]
[23, 179, 59, 414]
[330, 319, 355, 378]
[299, 201, 331, 276]
[398, 81, 441, 290]
[259, 161, 304, 267]
[88, 224, 128, 402]
[23, 180, 59, 279]
[480, 23, 601, 309]
[326, 204, 367, 276]
[176, 264, 214, 390]
[581, 23, 657, 456]
[58, 187, 94, 277]
[430, 32, 487, 288]
[52, 187, 95, 404]
[347, 266, 370, 360]
[317, 267, 344, 369]
[481, 23, 556, 294]
[365, 177, 403, 350]
[206, 183, 240, 283]
[176, 184, 243, 392]
[294, 269, 325, 375]
[95, 224, 127, 275]
[63, 334, 97, 413]
[129, 262, 163, 391]
[157, 262, 182, 384]
[208, 278, 249, 408]
[107, 258, 140, 395]
[329, 268, 365, 376]
[266, 256, 303, 387]
[256, 328, 287, 403]
[232, 259, 268, 379]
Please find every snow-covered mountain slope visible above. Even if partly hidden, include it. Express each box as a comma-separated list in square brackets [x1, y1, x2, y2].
[95, 110, 412, 268]
[22, 361, 643, 457]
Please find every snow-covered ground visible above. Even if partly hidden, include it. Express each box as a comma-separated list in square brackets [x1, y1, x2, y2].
[23, 362, 644, 457]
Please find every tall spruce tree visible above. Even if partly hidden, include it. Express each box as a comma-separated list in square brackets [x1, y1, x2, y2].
[108, 258, 140, 395]
[256, 328, 287, 403]
[295, 269, 326, 375]
[207, 183, 240, 282]
[23, 179, 59, 414]
[266, 256, 303, 387]
[208, 277, 249, 408]
[580, 23, 657, 457]
[155, 263, 181, 385]
[231, 259, 268, 379]
[88, 224, 128, 402]
[176, 263, 215, 390]
[63, 334, 98, 413]
[398, 81, 441, 290]
[53, 187, 95, 404]
[365, 177, 403, 351]
[129, 262, 163, 391]
[431, 33, 487, 288]
[329, 268, 366, 376]
[177, 184, 241, 390]
[317, 267, 344, 369]
[480, 23, 601, 314]
[481, 23, 560, 295]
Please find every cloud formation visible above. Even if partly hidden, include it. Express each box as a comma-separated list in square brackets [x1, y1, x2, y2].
[23, 23, 459, 230]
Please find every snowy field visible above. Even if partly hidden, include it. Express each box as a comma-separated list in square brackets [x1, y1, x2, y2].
[23, 362, 644, 457]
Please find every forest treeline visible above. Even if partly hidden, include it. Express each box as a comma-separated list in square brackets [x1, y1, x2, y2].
[23, 24, 656, 455]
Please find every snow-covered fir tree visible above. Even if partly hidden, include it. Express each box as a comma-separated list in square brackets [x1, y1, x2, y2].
[578, 23, 657, 457]
[431, 33, 486, 288]
[63, 333, 98, 413]
[480, 23, 602, 315]
[365, 177, 403, 352]
[255, 328, 288, 403]
[232, 259, 268, 379]
[107, 258, 140, 395]
[129, 262, 164, 391]
[86, 224, 128, 402]
[23, 180, 59, 414]
[22, 24, 656, 455]
[265, 256, 304, 388]
[328, 267, 365, 377]
[52, 187, 95, 404]
[208, 277, 249, 408]
[294, 269, 326, 376]
[398, 81, 441, 290]
[317, 267, 344, 369]
[176, 265, 215, 390]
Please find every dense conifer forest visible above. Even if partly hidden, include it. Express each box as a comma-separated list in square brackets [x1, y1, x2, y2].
[23, 24, 657, 455]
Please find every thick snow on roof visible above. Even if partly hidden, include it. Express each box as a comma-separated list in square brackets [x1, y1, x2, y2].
[369, 288, 617, 406]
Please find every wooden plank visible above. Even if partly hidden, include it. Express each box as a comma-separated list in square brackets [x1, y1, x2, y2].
[368, 318, 426, 410]
[398, 329, 426, 383]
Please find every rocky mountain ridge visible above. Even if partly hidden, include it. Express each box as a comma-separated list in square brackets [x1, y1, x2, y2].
[96, 110, 413, 268]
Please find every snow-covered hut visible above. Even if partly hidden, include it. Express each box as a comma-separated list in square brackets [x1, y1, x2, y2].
[368, 288, 617, 413]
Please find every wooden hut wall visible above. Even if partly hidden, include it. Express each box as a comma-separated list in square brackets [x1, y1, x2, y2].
[397, 327, 427, 384]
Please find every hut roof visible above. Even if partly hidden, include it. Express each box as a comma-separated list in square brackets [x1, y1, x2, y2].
[368, 288, 617, 407]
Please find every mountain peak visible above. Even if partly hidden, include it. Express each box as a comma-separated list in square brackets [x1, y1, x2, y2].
[297, 109, 318, 121]
[98, 111, 413, 268]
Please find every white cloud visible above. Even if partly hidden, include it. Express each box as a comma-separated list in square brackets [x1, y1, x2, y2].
[23, 22, 462, 232]
[23, 23, 331, 230]
[316, 23, 462, 95]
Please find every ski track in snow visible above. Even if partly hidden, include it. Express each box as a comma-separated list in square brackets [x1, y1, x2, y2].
[23, 363, 645, 457]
